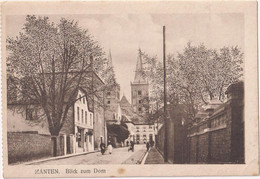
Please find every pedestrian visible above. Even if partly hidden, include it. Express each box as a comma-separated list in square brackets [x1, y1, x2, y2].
[100, 142, 105, 155]
[107, 140, 113, 154]
[129, 140, 134, 152]
[146, 141, 150, 151]
[126, 141, 129, 147]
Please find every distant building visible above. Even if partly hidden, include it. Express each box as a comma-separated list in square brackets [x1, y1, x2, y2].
[120, 49, 156, 145]
[134, 124, 155, 144]
[104, 50, 122, 125]
[131, 49, 149, 117]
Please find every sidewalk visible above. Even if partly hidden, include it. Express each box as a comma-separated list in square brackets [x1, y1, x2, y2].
[17, 150, 99, 165]
[144, 147, 166, 164]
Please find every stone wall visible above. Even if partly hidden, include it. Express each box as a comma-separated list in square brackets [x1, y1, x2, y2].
[187, 82, 244, 164]
[156, 81, 244, 164]
[8, 132, 52, 164]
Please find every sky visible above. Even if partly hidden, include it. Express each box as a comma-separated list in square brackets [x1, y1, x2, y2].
[6, 13, 244, 102]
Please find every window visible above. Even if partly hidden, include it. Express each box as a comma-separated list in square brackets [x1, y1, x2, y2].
[136, 126, 140, 129]
[149, 126, 153, 129]
[143, 134, 146, 138]
[138, 107, 142, 112]
[81, 109, 84, 123]
[138, 90, 142, 95]
[83, 98, 85, 104]
[85, 111, 87, 124]
[107, 91, 111, 96]
[26, 108, 37, 121]
[139, 100, 142, 104]
[77, 107, 80, 121]
[136, 134, 140, 139]
[149, 134, 153, 141]
[90, 113, 93, 126]
[107, 100, 110, 104]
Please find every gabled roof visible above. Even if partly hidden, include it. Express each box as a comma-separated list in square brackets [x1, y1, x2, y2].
[120, 95, 131, 107]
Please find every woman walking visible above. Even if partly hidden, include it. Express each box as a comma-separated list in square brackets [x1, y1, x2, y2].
[107, 140, 113, 154]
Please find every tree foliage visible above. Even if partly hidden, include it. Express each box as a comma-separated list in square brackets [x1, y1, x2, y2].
[142, 42, 243, 120]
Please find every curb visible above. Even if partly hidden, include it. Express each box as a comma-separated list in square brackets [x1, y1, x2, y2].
[138, 148, 151, 165]
[140, 150, 149, 164]
[21, 150, 99, 165]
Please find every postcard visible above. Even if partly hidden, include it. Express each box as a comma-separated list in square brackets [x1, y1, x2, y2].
[1, 0, 258, 177]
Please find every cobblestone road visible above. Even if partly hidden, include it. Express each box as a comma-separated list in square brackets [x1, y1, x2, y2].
[33, 144, 146, 165]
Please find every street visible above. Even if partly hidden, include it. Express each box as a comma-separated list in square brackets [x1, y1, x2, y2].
[32, 144, 146, 165]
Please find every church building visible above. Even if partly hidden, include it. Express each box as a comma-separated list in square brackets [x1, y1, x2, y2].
[131, 49, 149, 117]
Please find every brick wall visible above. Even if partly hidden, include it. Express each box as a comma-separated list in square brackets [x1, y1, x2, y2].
[189, 136, 197, 163]
[156, 82, 244, 164]
[186, 82, 244, 164]
[198, 133, 209, 163]
[210, 128, 231, 163]
[8, 132, 52, 164]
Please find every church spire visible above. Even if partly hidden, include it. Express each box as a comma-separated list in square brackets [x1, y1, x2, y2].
[134, 48, 146, 83]
[108, 49, 113, 67]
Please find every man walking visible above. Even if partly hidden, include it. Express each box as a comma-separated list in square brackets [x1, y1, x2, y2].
[100, 142, 106, 155]
[128, 140, 135, 152]
[146, 141, 150, 152]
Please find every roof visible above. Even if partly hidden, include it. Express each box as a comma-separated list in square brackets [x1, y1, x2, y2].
[120, 95, 131, 107]
[133, 49, 147, 84]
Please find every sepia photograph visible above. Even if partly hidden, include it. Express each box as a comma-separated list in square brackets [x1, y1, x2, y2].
[1, 1, 258, 177]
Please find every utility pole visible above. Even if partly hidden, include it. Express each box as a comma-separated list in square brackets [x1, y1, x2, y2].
[163, 26, 168, 162]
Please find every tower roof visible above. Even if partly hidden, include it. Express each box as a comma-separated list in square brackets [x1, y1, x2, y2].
[120, 95, 131, 107]
[133, 49, 146, 84]
[108, 49, 113, 67]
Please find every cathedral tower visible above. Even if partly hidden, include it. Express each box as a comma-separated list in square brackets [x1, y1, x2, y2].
[131, 49, 149, 116]
[104, 50, 121, 124]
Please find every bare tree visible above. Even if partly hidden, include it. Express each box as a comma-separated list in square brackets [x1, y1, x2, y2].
[7, 15, 111, 136]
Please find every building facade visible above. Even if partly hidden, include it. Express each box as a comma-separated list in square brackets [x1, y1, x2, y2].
[73, 89, 94, 153]
[134, 124, 155, 144]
